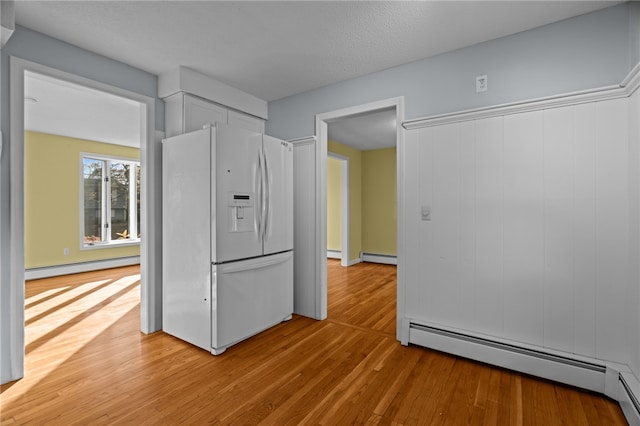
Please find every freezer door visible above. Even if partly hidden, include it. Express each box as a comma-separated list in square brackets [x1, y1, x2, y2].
[162, 128, 212, 351]
[212, 252, 294, 353]
[214, 124, 263, 263]
[262, 135, 294, 255]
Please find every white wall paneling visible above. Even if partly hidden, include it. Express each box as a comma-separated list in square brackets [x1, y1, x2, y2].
[472, 117, 504, 336]
[594, 99, 630, 363]
[502, 111, 545, 346]
[572, 103, 598, 358]
[455, 121, 477, 329]
[542, 106, 577, 355]
[403, 95, 633, 365]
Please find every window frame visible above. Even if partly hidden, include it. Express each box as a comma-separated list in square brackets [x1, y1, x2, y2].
[80, 152, 141, 250]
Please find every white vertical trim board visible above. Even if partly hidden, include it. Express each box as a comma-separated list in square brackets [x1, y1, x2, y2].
[290, 136, 321, 319]
[8, 56, 26, 383]
[316, 119, 328, 320]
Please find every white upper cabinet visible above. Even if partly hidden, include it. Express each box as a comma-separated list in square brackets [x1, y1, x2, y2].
[184, 94, 228, 134]
[228, 109, 265, 134]
[164, 92, 266, 137]
[164, 93, 227, 138]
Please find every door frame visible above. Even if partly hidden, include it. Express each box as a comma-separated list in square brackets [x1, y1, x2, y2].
[327, 152, 349, 267]
[8, 57, 160, 381]
[315, 97, 405, 338]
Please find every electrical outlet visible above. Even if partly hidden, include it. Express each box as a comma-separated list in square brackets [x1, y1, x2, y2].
[63, 248, 70, 256]
[476, 75, 488, 93]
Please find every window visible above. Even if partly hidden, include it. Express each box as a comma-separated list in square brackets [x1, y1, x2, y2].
[81, 154, 141, 248]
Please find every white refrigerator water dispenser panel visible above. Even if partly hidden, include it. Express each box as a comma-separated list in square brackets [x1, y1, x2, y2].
[228, 192, 255, 233]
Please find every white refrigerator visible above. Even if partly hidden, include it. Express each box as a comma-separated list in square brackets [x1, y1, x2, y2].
[162, 124, 293, 355]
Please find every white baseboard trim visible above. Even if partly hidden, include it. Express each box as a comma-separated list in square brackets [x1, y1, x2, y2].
[327, 251, 362, 266]
[404, 319, 640, 425]
[362, 253, 397, 265]
[347, 257, 361, 266]
[25, 256, 140, 280]
[327, 250, 341, 259]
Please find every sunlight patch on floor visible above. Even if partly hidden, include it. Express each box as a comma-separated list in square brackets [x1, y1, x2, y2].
[3, 274, 142, 405]
[25, 279, 110, 324]
[25, 285, 74, 305]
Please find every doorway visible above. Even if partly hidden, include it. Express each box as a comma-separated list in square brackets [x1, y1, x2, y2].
[8, 58, 159, 381]
[315, 97, 404, 339]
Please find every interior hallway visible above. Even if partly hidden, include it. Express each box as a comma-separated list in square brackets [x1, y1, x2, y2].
[0, 261, 626, 424]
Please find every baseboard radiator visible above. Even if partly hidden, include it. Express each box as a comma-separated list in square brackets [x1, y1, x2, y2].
[409, 322, 606, 392]
[361, 253, 397, 265]
[619, 372, 640, 425]
[408, 321, 640, 425]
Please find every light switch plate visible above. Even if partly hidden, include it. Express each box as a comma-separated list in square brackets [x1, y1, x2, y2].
[421, 206, 431, 221]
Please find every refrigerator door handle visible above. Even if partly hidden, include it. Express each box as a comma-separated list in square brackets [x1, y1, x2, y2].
[256, 148, 263, 242]
[263, 149, 270, 243]
[260, 148, 268, 244]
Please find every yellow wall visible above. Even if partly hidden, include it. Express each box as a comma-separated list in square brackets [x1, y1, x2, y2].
[362, 147, 397, 255]
[328, 140, 362, 262]
[327, 141, 397, 262]
[327, 156, 342, 251]
[24, 131, 140, 269]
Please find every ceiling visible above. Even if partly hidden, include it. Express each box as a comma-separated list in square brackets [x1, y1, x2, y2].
[25, 71, 143, 148]
[328, 108, 396, 151]
[15, 1, 621, 149]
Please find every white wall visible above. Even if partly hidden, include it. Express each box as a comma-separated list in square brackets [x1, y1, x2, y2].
[404, 97, 633, 365]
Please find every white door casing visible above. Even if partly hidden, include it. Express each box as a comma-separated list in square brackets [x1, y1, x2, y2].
[6, 57, 158, 383]
[315, 97, 405, 337]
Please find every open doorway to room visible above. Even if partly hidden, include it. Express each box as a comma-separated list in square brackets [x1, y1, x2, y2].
[317, 98, 404, 337]
[24, 71, 143, 277]
[326, 109, 398, 267]
[22, 70, 144, 375]
[8, 58, 158, 382]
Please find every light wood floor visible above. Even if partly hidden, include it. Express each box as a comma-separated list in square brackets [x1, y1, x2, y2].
[1, 260, 627, 425]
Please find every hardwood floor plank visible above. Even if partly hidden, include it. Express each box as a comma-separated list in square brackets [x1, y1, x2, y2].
[0, 261, 628, 425]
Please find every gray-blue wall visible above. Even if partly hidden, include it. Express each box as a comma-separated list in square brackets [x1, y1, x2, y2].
[0, 25, 164, 383]
[629, 3, 640, 68]
[267, 3, 633, 140]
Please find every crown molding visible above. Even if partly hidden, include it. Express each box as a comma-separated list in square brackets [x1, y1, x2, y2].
[403, 84, 625, 130]
[621, 61, 640, 96]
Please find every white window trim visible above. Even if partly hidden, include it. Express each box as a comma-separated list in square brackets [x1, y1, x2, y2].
[80, 152, 141, 250]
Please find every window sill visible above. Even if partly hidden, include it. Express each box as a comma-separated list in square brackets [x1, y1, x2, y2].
[82, 239, 141, 250]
